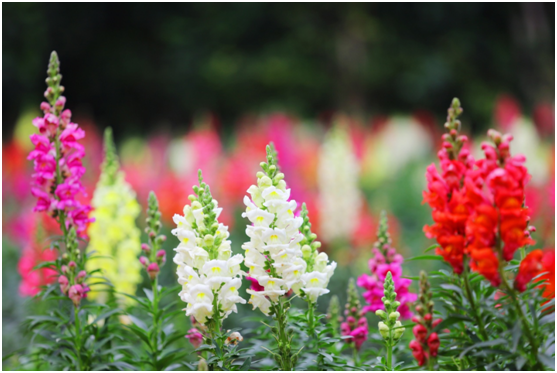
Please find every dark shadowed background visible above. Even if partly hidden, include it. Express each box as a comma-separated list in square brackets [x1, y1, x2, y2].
[3, 3, 555, 139]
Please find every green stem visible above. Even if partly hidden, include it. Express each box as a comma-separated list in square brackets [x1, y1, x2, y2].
[307, 301, 317, 349]
[74, 306, 83, 370]
[151, 277, 159, 370]
[352, 347, 360, 368]
[274, 298, 293, 371]
[492, 233, 542, 369]
[209, 294, 224, 371]
[461, 266, 488, 341]
[498, 265, 541, 369]
[385, 326, 394, 371]
[386, 341, 392, 371]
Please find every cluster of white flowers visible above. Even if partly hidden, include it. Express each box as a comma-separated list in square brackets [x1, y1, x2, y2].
[243, 146, 336, 313]
[172, 172, 245, 324]
[317, 121, 361, 244]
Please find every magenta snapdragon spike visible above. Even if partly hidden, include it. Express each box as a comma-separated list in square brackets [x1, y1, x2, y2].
[341, 278, 368, 351]
[28, 51, 93, 237]
[357, 211, 417, 319]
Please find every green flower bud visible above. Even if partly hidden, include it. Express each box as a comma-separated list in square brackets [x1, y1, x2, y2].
[203, 235, 214, 246]
[301, 245, 312, 258]
[375, 310, 386, 319]
[258, 175, 272, 188]
[389, 311, 400, 321]
[198, 358, 208, 371]
[392, 301, 400, 309]
[378, 321, 389, 339]
[393, 321, 405, 340]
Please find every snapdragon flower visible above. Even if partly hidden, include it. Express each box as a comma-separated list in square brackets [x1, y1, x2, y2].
[341, 278, 368, 353]
[173, 171, 245, 325]
[317, 121, 361, 244]
[409, 271, 444, 369]
[28, 51, 93, 237]
[242, 144, 307, 370]
[242, 146, 306, 313]
[357, 211, 416, 319]
[86, 128, 142, 305]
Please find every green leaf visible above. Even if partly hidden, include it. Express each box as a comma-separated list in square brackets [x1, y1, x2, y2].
[238, 357, 251, 371]
[459, 339, 506, 359]
[90, 308, 121, 325]
[406, 255, 443, 262]
[128, 315, 148, 330]
[424, 244, 440, 253]
[143, 288, 154, 302]
[434, 315, 472, 331]
[538, 353, 555, 369]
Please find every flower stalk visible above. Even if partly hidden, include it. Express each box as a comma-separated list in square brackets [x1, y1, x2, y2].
[376, 271, 405, 371]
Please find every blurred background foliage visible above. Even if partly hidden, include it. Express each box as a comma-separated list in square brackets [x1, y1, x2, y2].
[3, 3, 554, 140]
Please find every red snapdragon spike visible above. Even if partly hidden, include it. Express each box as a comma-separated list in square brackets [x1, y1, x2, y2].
[413, 324, 428, 342]
[409, 339, 426, 366]
[427, 332, 440, 357]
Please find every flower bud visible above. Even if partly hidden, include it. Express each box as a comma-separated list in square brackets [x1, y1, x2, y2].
[40, 102, 51, 112]
[432, 318, 443, 328]
[378, 321, 389, 339]
[413, 324, 428, 342]
[301, 245, 312, 258]
[141, 243, 151, 252]
[61, 265, 69, 274]
[156, 250, 166, 264]
[68, 261, 76, 269]
[77, 270, 87, 280]
[375, 310, 386, 318]
[427, 332, 440, 357]
[147, 263, 160, 280]
[389, 311, 400, 321]
[424, 313, 432, 322]
[392, 301, 400, 308]
[55, 96, 66, 109]
[68, 284, 84, 307]
[139, 256, 149, 266]
[198, 358, 208, 371]
[58, 275, 69, 295]
[393, 321, 405, 340]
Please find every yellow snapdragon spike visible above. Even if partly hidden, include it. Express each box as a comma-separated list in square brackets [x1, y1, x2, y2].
[86, 128, 142, 305]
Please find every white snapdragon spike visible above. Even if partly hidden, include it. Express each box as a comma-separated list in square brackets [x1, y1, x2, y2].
[173, 171, 245, 325]
[317, 122, 361, 244]
[242, 146, 307, 314]
[297, 203, 337, 304]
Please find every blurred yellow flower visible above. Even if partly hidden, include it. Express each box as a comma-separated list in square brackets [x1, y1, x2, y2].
[86, 128, 142, 305]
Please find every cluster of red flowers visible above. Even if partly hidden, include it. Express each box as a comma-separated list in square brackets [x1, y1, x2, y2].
[515, 248, 555, 298]
[409, 272, 443, 367]
[423, 99, 536, 287]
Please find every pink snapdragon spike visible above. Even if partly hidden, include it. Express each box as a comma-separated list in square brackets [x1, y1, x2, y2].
[357, 211, 417, 319]
[28, 51, 93, 237]
[341, 278, 368, 351]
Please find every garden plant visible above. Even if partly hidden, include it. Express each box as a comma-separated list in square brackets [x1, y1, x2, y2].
[4, 52, 555, 371]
